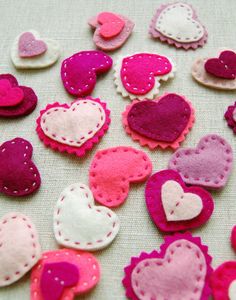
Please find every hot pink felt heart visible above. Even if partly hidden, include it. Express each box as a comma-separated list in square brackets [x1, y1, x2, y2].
[0, 79, 24, 107]
[18, 32, 47, 58]
[98, 12, 125, 39]
[61, 51, 112, 97]
[120, 53, 172, 95]
[205, 51, 236, 80]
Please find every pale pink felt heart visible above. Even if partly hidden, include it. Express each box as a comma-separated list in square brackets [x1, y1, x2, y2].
[0, 79, 24, 107]
[18, 32, 47, 58]
[98, 12, 125, 39]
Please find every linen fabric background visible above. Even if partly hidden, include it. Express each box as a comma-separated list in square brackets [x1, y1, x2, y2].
[0, 0, 235, 299]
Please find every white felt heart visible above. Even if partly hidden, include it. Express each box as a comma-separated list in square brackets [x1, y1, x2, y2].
[11, 30, 60, 69]
[41, 100, 106, 147]
[0, 212, 41, 287]
[161, 180, 203, 221]
[53, 183, 120, 251]
[229, 280, 236, 300]
[155, 3, 204, 43]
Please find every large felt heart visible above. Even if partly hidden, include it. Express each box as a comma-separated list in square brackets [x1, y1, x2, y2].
[0, 212, 41, 286]
[169, 134, 233, 189]
[98, 12, 125, 39]
[127, 94, 191, 142]
[145, 170, 214, 232]
[54, 183, 120, 251]
[18, 32, 47, 58]
[205, 51, 236, 79]
[0, 79, 24, 107]
[61, 51, 112, 96]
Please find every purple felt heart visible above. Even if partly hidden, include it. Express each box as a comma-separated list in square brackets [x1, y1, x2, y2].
[127, 94, 191, 142]
[0, 138, 41, 196]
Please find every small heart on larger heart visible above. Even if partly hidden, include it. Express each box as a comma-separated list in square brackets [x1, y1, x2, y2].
[0, 79, 24, 107]
[98, 12, 125, 39]
[18, 32, 47, 58]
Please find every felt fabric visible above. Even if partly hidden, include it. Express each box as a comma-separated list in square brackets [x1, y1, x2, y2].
[97, 12, 125, 39]
[229, 280, 236, 300]
[225, 102, 236, 134]
[61, 50, 112, 97]
[89, 13, 134, 51]
[89, 146, 152, 207]
[18, 32, 47, 58]
[0, 74, 37, 118]
[169, 134, 233, 189]
[0, 138, 41, 197]
[36, 97, 110, 157]
[145, 170, 214, 232]
[54, 183, 120, 251]
[0, 212, 41, 287]
[231, 226, 236, 252]
[11, 30, 60, 69]
[30, 249, 100, 300]
[205, 51, 236, 79]
[123, 233, 213, 300]
[149, 2, 208, 50]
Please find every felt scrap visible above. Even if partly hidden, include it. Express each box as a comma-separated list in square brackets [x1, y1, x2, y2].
[18, 32, 47, 58]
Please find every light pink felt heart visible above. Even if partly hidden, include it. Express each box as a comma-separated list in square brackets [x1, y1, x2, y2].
[0, 79, 24, 107]
[98, 12, 125, 39]
[18, 32, 47, 58]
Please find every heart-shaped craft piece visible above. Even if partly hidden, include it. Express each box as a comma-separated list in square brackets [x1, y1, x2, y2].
[225, 102, 236, 134]
[231, 226, 236, 252]
[205, 51, 236, 79]
[18, 32, 47, 58]
[98, 12, 125, 39]
[145, 170, 214, 232]
[36, 97, 110, 157]
[0, 138, 41, 196]
[0, 212, 41, 287]
[149, 2, 208, 50]
[31, 249, 100, 300]
[54, 183, 120, 251]
[0, 74, 37, 118]
[169, 134, 233, 189]
[123, 232, 213, 300]
[89, 146, 152, 207]
[61, 51, 112, 97]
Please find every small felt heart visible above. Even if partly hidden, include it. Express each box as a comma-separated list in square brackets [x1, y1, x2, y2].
[61, 51, 112, 96]
[98, 12, 125, 39]
[205, 51, 236, 79]
[231, 225, 236, 252]
[0, 79, 24, 107]
[224, 102, 236, 133]
[19, 32, 47, 58]
[54, 183, 120, 251]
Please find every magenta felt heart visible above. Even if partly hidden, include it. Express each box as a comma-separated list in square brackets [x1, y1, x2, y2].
[205, 51, 236, 79]
[98, 12, 125, 39]
[0, 138, 41, 197]
[0, 79, 24, 107]
[127, 94, 191, 142]
[61, 51, 112, 97]
[18, 32, 47, 58]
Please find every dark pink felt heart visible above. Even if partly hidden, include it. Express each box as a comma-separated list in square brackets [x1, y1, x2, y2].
[18, 32, 47, 58]
[0, 138, 41, 197]
[127, 94, 191, 142]
[0, 79, 24, 107]
[41, 262, 79, 300]
[205, 51, 236, 79]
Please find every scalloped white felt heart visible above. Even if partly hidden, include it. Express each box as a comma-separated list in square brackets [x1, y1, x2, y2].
[53, 183, 120, 251]
[229, 280, 236, 300]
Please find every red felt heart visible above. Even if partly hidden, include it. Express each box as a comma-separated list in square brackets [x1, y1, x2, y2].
[98, 12, 125, 39]
[0, 79, 24, 107]
[205, 51, 236, 79]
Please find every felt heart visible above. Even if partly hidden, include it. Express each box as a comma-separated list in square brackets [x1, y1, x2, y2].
[89, 146, 152, 207]
[0, 138, 41, 196]
[229, 280, 236, 300]
[169, 134, 233, 189]
[231, 226, 236, 252]
[54, 183, 120, 251]
[0, 79, 24, 107]
[36, 98, 110, 157]
[127, 94, 191, 143]
[205, 51, 236, 79]
[31, 249, 100, 299]
[98, 12, 125, 39]
[224, 102, 236, 133]
[145, 170, 214, 232]
[61, 51, 112, 96]
[18, 32, 47, 58]
[0, 212, 41, 287]
[41, 262, 79, 300]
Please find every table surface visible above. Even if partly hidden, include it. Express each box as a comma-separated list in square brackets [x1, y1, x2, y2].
[0, 0, 236, 299]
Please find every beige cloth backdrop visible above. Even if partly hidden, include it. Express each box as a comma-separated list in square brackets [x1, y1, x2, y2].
[0, 0, 235, 299]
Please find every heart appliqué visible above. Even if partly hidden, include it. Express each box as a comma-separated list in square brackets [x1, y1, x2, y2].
[231, 226, 236, 252]
[0, 79, 24, 107]
[229, 280, 236, 300]
[18, 32, 47, 58]
[54, 183, 120, 251]
[98, 12, 125, 39]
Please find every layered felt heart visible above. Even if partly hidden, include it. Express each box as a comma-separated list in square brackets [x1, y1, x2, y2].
[18, 32, 47, 58]
[169, 134, 233, 189]
[0, 212, 41, 286]
[36, 97, 110, 157]
[61, 50, 112, 97]
[123, 233, 213, 300]
[145, 170, 214, 232]
[89, 146, 152, 207]
[30, 249, 100, 300]
[0, 74, 37, 118]
[0, 138, 41, 196]
[98, 12, 125, 38]
[54, 183, 120, 251]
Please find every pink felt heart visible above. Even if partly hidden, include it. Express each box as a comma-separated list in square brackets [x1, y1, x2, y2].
[98, 12, 125, 39]
[0, 79, 24, 107]
[18, 32, 47, 58]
